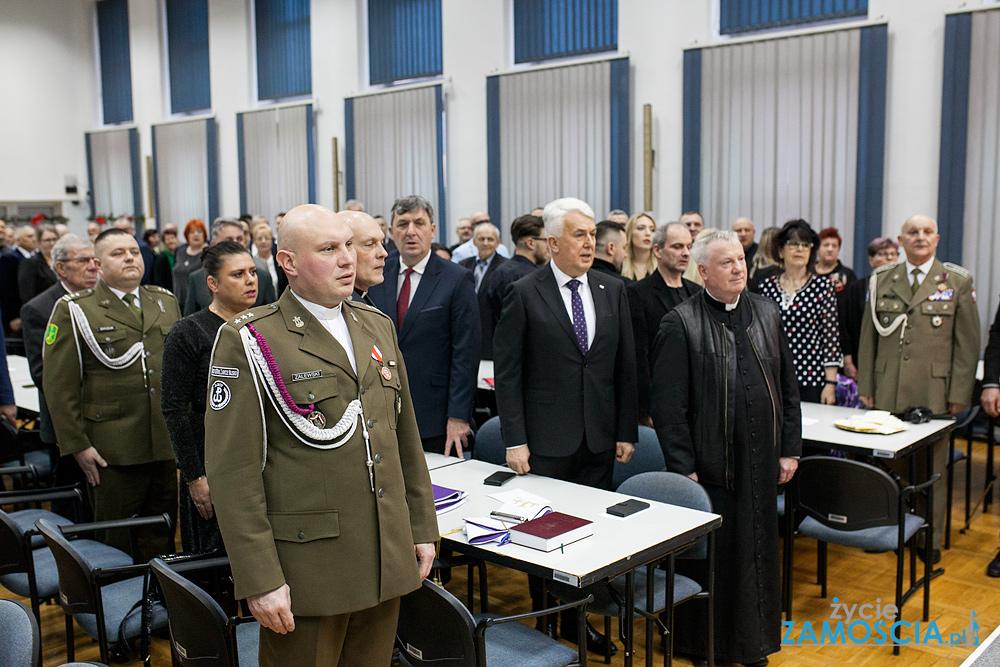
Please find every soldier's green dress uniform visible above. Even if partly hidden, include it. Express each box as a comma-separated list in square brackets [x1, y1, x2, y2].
[858, 258, 980, 548]
[42, 281, 181, 559]
[204, 289, 437, 667]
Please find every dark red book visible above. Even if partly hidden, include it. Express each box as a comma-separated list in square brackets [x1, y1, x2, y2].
[508, 512, 593, 552]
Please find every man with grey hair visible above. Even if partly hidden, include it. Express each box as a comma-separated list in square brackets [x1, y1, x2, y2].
[495, 197, 637, 654]
[0, 225, 39, 335]
[183, 218, 276, 316]
[21, 234, 99, 515]
[368, 196, 480, 457]
[450, 210, 512, 264]
[628, 221, 701, 425]
[650, 230, 800, 667]
[458, 222, 505, 293]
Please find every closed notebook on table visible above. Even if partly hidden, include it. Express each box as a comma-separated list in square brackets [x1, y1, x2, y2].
[508, 512, 593, 552]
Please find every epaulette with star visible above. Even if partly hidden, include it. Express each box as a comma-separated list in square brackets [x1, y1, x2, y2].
[942, 262, 971, 279]
[60, 288, 95, 302]
[873, 261, 900, 275]
[228, 302, 280, 328]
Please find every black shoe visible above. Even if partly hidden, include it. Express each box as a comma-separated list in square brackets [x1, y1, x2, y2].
[559, 610, 618, 656]
[988, 550, 1000, 578]
[916, 548, 942, 565]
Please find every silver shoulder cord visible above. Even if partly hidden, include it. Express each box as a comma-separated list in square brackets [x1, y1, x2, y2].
[868, 273, 907, 342]
[239, 327, 375, 490]
[67, 301, 148, 383]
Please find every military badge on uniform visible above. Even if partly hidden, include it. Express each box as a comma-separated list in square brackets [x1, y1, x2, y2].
[307, 411, 327, 428]
[381, 366, 392, 381]
[292, 316, 304, 328]
[932, 315, 944, 328]
[210, 381, 231, 410]
[372, 345, 383, 363]
[928, 289, 954, 301]
[45, 324, 58, 345]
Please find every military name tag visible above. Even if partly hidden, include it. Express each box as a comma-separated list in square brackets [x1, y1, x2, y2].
[211, 366, 240, 379]
[210, 381, 231, 410]
[291, 370, 322, 382]
[98, 326, 116, 332]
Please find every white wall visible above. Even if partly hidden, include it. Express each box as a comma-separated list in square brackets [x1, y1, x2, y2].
[0, 0, 984, 244]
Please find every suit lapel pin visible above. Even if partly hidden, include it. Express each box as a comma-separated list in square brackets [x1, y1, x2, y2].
[599, 284, 605, 290]
[292, 316, 304, 328]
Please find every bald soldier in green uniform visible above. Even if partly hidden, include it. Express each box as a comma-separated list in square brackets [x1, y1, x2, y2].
[858, 214, 980, 560]
[43, 227, 181, 559]
[204, 205, 437, 667]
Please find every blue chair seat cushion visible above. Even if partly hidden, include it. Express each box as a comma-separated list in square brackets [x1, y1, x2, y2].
[798, 513, 925, 552]
[236, 620, 260, 667]
[74, 575, 169, 640]
[10, 508, 73, 548]
[473, 613, 578, 667]
[0, 449, 53, 477]
[0, 539, 131, 599]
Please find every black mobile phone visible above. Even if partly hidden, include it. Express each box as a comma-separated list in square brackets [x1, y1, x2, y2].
[606, 499, 650, 517]
[484, 470, 517, 486]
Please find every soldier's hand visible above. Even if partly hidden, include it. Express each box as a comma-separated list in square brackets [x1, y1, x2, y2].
[616, 441, 635, 464]
[188, 477, 214, 520]
[859, 395, 874, 409]
[443, 418, 470, 458]
[506, 445, 530, 475]
[248, 584, 295, 634]
[949, 403, 968, 417]
[0, 404, 16, 427]
[415, 542, 436, 581]
[73, 447, 107, 486]
[778, 457, 799, 484]
[982, 388, 1000, 418]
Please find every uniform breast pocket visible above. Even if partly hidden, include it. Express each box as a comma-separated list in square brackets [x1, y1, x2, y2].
[286, 376, 339, 406]
[874, 298, 904, 327]
[379, 367, 402, 429]
[94, 329, 128, 355]
[920, 302, 953, 332]
[269, 510, 340, 543]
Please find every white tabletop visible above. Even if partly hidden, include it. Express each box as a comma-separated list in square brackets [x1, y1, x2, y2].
[800, 402, 953, 459]
[6, 355, 38, 413]
[430, 458, 721, 587]
[477, 359, 494, 391]
[424, 451, 468, 471]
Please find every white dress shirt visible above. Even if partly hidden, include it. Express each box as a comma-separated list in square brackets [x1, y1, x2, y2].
[107, 285, 142, 312]
[291, 290, 357, 375]
[904, 256, 936, 292]
[450, 237, 512, 264]
[550, 261, 596, 347]
[396, 250, 432, 308]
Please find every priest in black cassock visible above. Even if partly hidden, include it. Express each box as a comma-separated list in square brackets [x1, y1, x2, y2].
[650, 230, 801, 667]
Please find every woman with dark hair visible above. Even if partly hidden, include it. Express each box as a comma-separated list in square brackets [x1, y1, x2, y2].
[161, 241, 258, 553]
[815, 227, 857, 292]
[758, 219, 842, 404]
[171, 219, 208, 308]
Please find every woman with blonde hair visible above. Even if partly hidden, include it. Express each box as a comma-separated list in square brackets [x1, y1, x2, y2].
[748, 226, 782, 292]
[620, 212, 657, 280]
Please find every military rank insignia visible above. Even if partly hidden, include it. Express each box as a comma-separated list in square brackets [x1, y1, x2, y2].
[45, 324, 58, 345]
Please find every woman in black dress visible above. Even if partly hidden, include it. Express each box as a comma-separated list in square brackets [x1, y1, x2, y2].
[161, 241, 258, 553]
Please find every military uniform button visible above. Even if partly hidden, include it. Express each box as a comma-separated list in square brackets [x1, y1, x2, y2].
[148, 369, 154, 375]
[374, 453, 382, 463]
[378, 488, 384, 498]
[298, 531, 305, 540]
[150, 388, 156, 394]
[367, 418, 374, 428]
[307, 393, 315, 401]
[904, 356, 909, 361]
[360, 385, 366, 395]
[143, 334, 148, 339]
[104, 336, 111, 342]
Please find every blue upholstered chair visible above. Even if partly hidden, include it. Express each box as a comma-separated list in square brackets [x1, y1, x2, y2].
[472, 416, 506, 466]
[0, 597, 109, 667]
[397, 579, 591, 667]
[612, 426, 666, 491]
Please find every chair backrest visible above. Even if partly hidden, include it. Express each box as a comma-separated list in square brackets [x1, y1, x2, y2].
[397, 579, 477, 667]
[0, 509, 32, 576]
[0, 598, 40, 667]
[794, 456, 900, 531]
[0, 417, 25, 466]
[617, 471, 712, 559]
[472, 416, 505, 466]
[953, 405, 980, 431]
[35, 518, 99, 616]
[612, 425, 666, 490]
[150, 558, 235, 666]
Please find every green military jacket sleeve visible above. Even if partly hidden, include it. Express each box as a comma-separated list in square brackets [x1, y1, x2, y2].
[858, 259, 980, 414]
[42, 282, 180, 463]
[204, 292, 437, 616]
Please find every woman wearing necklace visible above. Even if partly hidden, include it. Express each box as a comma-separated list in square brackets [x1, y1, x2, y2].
[758, 220, 842, 404]
[161, 241, 258, 553]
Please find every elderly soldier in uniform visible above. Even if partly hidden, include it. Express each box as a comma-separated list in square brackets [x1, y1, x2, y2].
[858, 214, 979, 563]
[43, 228, 180, 559]
[204, 204, 437, 667]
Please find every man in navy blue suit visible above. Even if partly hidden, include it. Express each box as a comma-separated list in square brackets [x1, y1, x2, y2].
[367, 196, 480, 456]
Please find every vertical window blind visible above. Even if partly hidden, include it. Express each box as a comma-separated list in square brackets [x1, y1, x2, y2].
[86, 128, 142, 220]
[720, 0, 868, 35]
[237, 104, 315, 222]
[152, 119, 218, 227]
[96, 0, 133, 124]
[514, 0, 618, 64]
[368, 0, 442, 85]
[166, 0, 211, 114]
[255, 0, 311, 101]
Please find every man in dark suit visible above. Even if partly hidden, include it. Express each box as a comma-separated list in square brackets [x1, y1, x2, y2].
[627, 222, 701, 426]
[591, 220, 627, 280]
[481, 215, 548, 359]
[184, 218, 276, 315]
[367, 195, 480, 456]
[494, 198, 637, 653]
[21, 234, 98, 518]
[458, 223, 506, 293]
[733, 217, 757, 268]
[0, 225, 37, 336]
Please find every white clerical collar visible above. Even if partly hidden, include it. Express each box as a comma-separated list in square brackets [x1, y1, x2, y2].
[904, 256, 935, 279]
[550, 261, 589, 289]
[402, 250, 432, 275]
[290, 290, 344, 321]
[705, 288, 741, 311]
[106, 285, 141, 303]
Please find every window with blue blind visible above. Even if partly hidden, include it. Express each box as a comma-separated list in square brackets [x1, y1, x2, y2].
[368, 0, 442, 85]
[166, 0, 211, 113]
[720, 0, 868, 35]
[255, 0, 311, 101]
[514, 0, 618, 64]
[96, 0, 133, 124]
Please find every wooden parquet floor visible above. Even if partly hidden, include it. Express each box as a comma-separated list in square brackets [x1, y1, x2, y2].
[4, 438, 999, 666]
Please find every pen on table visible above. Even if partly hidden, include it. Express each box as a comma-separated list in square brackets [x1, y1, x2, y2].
[491, 511, 526, 522]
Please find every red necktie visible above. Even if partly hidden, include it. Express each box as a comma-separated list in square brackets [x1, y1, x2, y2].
[397, 267, 414, 329]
